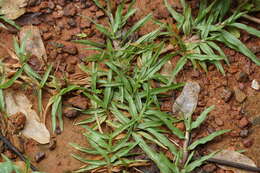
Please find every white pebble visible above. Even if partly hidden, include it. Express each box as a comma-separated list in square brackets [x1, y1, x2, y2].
[251, 79, 259, 90]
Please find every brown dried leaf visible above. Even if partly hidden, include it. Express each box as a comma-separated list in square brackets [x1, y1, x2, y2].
[172, 81, 200, 118]
[4, 90, 50, 144]
[19, 25, 48, 64]
[0, 0, 28, 20]
[213, 150, 256, 173]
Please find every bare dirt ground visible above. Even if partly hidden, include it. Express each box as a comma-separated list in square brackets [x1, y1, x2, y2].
[0, 0, 259, 173]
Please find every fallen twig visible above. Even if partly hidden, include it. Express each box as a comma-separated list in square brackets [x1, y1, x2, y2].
[0, 133, 38, 171]
[242, 14, 260, 25]
[208, 158, 260, 172]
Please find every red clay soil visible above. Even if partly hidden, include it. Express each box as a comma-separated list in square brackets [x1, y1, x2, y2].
[0, 0, 259, 173]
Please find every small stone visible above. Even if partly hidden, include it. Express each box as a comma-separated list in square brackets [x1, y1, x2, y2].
[203, 164, 217, 173]
[63, 107, 79, 119]
[191, 70, 200, 78]
[249, 45, 260, 54]
[198, 100, 206, 107]
[80, 1, 91, 9]
[236, 72, 249, 83]
[84, 1, 92, 8]
[229, 50, 236, 56]
[57, 0, 65, 6]
[43, 33, 52, 41]
[240, 129, 249, 138]
[95, 11, 104, 18]
[234, 87, 247, 103]
[55, 127, 62, 135]
[251, 79, 259, 90]
[80, 19, 91, 28]
[238, 83, 245, 90]
[67, 18, 77, 27]
[66, 64, 75, 73]
[160, 101, 172, 112]
[67, 95, 88, 109]
[63, 4, 77, 16]
[53, 10, 64, 18]
[9, 112, 26, 131]
[35, 152, 45, 163]
[48, 139, 57, 150]
[62, 45, 78, 55]
[239, 117, 249, 128]
[215, 118, 224, 126]
[28, 0, 41, 7]
[230, 130, 240, 137]
[154, 7, 169, 19]
[89, 5, 98, 12]
[243, 138, 254, 148]
[47, 1, 55, 9]
[207, 127, 216, 134]
[28, 55, 42, 71]
[220, 88, 233, 102]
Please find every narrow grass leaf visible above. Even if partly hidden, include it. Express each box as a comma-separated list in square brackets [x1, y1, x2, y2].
[0, 16, 20, 30]
[184, 151, 217, 172]
[230, 23, 260, 37]
[113, 3, 123, 33]
[24, 64, 42, 81]
[71, 154, 106, 165]
[124, 89, 137, 118]
[70, 143, 100, 155]
[58, 101, 63, 130]
[218, 30, 260, 65]
[188, 129, 230, 150]
[51, 96, 61, 132]
[73, 40, 105, 48]
[110, 104, 130, 124]
[0, 89, 5, 111]
[111, 120, 136, 138]
[188, 54, 225, 61]
[111, 142, 138, 162]
[169, 56, 187, 83]
[40, 65, 52, 88]
[191, 105, 214, 130]
[123, 13, 152, 42]
[133, 133, 171, 173]
[146, 110, 184, 139]
[0, 66, 24, 89]
[159, 153, 180, 173]
[103, 70, 112, 108]
[213, 61, 225, 75]
[37, 89, 42, 116]
[138, 131, 166, 149]
[164, 0, 184, 24]
[146, 128, 178, 156]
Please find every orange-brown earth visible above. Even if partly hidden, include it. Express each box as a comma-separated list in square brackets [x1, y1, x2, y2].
[0, 0, 259, 173]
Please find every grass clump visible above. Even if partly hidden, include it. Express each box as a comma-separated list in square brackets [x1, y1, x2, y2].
[164, 0, 260, 77]
[70, 1, 229, 172]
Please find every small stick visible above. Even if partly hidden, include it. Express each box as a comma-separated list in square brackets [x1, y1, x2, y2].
[208, 158, 260, 172]
[242, 14, 260, 25]
[0, 133, 38, 171]
[181, 131, 190, 165]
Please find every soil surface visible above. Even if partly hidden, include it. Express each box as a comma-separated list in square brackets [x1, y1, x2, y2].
[0, 0, 259, 173]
